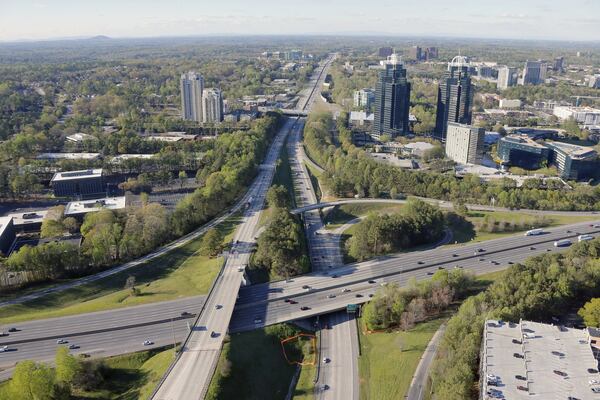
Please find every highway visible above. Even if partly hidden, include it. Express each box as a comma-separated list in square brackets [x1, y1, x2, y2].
[151, 54, 336, 400]
[230, 220, 600, 331]
[0, 296, 205, 379]
[316, 312, 359, 400]
[288, 119, 342, 271]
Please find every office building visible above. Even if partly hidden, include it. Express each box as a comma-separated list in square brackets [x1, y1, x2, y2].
[6, 210, 48, 233]
[553, 56, 564, 72]
[202, 88, 224, 123]
[497, 66, 518, 90]
[545, 141, 598, 180]
[51, 169, 105, 198]
[372, 53, 411, 139]
[521, 61, 547, 85]
[497, 135, 550, 169]
[444, 123, 485, 164]
[180, 71, 204, 122]
[499, 99, 522, 109]
[553, 106, 600, 126]
[434, 56, 473, 141]
[64, 197, 127, 219]
[0, 216, 16, 256]
[424, 47, 438, 60]
[378, 47, 393, 58]
[353, 88, 375, 109]
[409, 46, 422, 61]
[588, 74, 600, 89]
[481, 320, 599, 400]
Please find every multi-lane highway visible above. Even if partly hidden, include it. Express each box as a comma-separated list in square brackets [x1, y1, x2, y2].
[288, 119, 342, 271]
[316, 312, 359, 400]
[151, 55, 336, 400]
[230, 220, 600, 331]
[0, 296, 205, 379]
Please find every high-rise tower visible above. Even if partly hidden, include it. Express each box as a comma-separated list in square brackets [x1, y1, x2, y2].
[180, 71, 204, 122]
[434, 56, 473, 141]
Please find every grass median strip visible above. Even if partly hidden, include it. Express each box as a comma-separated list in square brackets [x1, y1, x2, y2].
[358, 316, 446, 400]
[0, 215, 241, 325]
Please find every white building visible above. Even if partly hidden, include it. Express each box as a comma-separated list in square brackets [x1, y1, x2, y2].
[553, 106, 600, 126]
[444, 122, 485, 164]
[497, 66, 518, 90]
[349, 111, 374, 127]
[64, 197, 127, 218]
[202, 88, 223, 123]
[180, 71, 204, 122]
[499, 99, 522, 109]
[353, 88, 375, 109]
[37, 153, 101, 161]
[66, 133, 96, 143]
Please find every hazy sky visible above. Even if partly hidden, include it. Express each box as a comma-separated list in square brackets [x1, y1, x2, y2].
[1, 0, 600, 42]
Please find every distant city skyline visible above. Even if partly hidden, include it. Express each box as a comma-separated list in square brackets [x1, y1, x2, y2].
[2, 0, 600, 42]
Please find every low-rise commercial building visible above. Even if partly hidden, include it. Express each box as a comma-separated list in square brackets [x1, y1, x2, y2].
[50, 169, 105, 198]
[499, 99, 522, 109]
[5, 210, 48, 233]
[0, 216, 16, 256]
[37, 153, 101, 161]
[66, 133, 96, 143]
[545, 141, 598, 180]
[497, 135, 551, 169]
[64, 196, 127, 219]
[445, 123, 485, 164]
[554, 106, 600, 126]
[349, 111, 374, 127]
[482, 320, 600, 399]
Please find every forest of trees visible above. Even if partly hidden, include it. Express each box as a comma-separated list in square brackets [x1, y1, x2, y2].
[346, 199, 446, 261]
[303, 112, 600, 211]
[1, 113, 283, 289]
[250, 186, 309, 280]
[363, 268, 474, 331]
[430, 238, 600, 399]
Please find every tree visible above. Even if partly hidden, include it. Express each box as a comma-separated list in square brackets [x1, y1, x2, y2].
[55, 346, 80, 387]
[579, 298, 600, 327]
[40, 205, 66, 238]
[201, 228, 223, 257]
[178, 170, 187, 188]
[266, 185, 289, 208]
[8, 360, 61, 400]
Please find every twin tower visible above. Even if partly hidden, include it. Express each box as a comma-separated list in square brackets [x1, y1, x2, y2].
[372, 54, 473, 141]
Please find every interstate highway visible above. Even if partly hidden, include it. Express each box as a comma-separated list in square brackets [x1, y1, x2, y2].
[229, 221, 600, 331]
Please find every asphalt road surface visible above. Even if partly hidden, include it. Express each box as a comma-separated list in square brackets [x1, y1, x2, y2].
[316, 312, 359, 400]
[406, 323, 446, 400]
[230, 220, 600, 332]
[0, 296, 205, 379]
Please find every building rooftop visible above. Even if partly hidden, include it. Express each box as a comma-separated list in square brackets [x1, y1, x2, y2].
[405, 142, 435, 151]
[11, 235, 82, 255]
[51, 169, 103, 183]
[349, 111, 374, 122]
[500, 134, 547, 149]
[482, 319, 600, 399]
[37, 153, 101, 160]
[110, 154, 155, 163]
[66, 132, 96, 142]
[5, 210, 48, 227]
[64, 197, 127, 216]
[546, 141, 598, 160]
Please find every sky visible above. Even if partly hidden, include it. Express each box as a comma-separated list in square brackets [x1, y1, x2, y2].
[1, 0, 600, 42]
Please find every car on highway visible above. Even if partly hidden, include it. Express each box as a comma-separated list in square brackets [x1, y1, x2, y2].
[331, 274, 339, 278]
[553, 369, 567, 377]
[452, 254, 459, 257]
[0, 332, 6, 337]
[592, 387, 600, 394]
[417, 261, 424, 265]
[215, 304, 222, 310]
[321, 384, 329, 391]
[302, 285, 311, 290]
[210, 331, 218, 338]
[322, 357, 330, 364]
[427, 271, 434, 276]
[56, 339, 68, 344]
[589, 368, 599, 374]
[515, 375, 526, 381]
[590, 379, 600, 385]
[143, 340, 153, 346]
[68, 344, 79, 349]
[368, 294, 374, 298]
[342, 288, 351, 293]
[289, 300, 298, 305]
[181, 311, 193, 317]
[327, 294, 336, 299]
[300, 306, 310, 311]
[517, 385, 528, 391]
[0, 346, 9, 352]
[368, 280, 376, 284]
[7, 328, 17, 333]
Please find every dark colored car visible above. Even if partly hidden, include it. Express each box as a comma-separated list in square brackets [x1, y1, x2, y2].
[368, 280, 376, 284]
[589, 368, 599, 374]
[515, 375, 526, 381]
[181, 311, 193, 317]
[517, 385, 528, 391]
[300, 306, 310, 311]
[513, 353, 524, 358]
[553, 370, 567, 377]
[512, 339, 522, 344]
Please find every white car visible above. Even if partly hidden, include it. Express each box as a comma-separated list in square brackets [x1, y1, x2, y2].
[590, 379, 600, 385]
[143, 340, 153, 346]
[322, 357, 330, 364]
[0, 346, 8, 352]
[592, 387, 600, 393]
[56, 339, 68, 344]
[486, 374, 498, 381]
